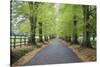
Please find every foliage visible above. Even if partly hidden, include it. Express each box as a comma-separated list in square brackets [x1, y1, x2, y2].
[11, 1, 96, 47]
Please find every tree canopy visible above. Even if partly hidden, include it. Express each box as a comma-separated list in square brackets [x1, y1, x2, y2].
[11, 1, 96, 47]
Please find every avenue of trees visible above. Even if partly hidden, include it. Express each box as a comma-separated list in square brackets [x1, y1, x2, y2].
[11, 1, 96, 48]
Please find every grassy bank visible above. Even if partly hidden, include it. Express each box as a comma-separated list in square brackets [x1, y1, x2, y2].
[11, 48, 33, 64]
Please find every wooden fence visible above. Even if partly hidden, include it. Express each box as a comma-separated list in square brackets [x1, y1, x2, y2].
[10, 35, 29, 48]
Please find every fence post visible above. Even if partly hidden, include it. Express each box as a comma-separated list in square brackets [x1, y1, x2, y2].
[13, 35, 16, 48]
[25, 36, 27, 44]
[10, 36, 12, 49]
[11, 34, 29, 48]
[24, 35, 26, 45]
[20, 35, 22, 48]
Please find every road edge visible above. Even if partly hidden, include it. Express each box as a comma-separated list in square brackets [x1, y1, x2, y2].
[12, 45, 48, 66]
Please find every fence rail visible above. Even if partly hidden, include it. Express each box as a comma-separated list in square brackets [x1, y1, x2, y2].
[10, 35, 29, 48]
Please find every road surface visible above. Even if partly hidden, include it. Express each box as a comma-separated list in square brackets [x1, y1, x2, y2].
[24, 38, 81, 66]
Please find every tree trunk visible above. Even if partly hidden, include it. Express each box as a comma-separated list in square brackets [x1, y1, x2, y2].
[92, 34, 95, 41]
[72, 16, 79, 44]
[10, 1, 12, 36]
[45, 36, 48, 41]
[29, 16, 36, 45]
[29, 2, 37, 45]
[81, 5, 92, 48]
[39, 22, 43, 42]
[68, 36, 71, 42]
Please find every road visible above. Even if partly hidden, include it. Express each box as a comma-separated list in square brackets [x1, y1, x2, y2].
[24, 38, 81, 66]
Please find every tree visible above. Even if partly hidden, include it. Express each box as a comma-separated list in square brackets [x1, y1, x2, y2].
[11, 1, 96, 47]
[89, 6, 96, 42]
[81, 5, 92, 48]
[39, 22, 43, 42]
[10, 1, 12, 35]
[72, 15, 79, 44]
[28, 2, 37, 45]
[11, 1, 38, 46]
[36, 3, 55, 41]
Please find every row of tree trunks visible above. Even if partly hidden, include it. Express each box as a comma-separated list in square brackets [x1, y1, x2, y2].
[29, 2, 49, 45]
[81, 5, 92, 48]
[70, 5, 92, 48]
[28, 3, 92, 48]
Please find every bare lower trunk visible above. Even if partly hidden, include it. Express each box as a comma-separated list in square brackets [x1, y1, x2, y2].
[45, 36, 48, 41]
[39, 22, 43, 42]
[29, 2, 36, 45]
[72, 16, 79, 44]
[30, 17, 36, 45]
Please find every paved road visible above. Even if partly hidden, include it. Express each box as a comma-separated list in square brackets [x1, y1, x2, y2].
[24, 38, 81, 66]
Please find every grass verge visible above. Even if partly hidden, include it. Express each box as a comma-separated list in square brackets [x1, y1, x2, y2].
[11, 47, 33, 65]
[60, 39, 96, 62]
